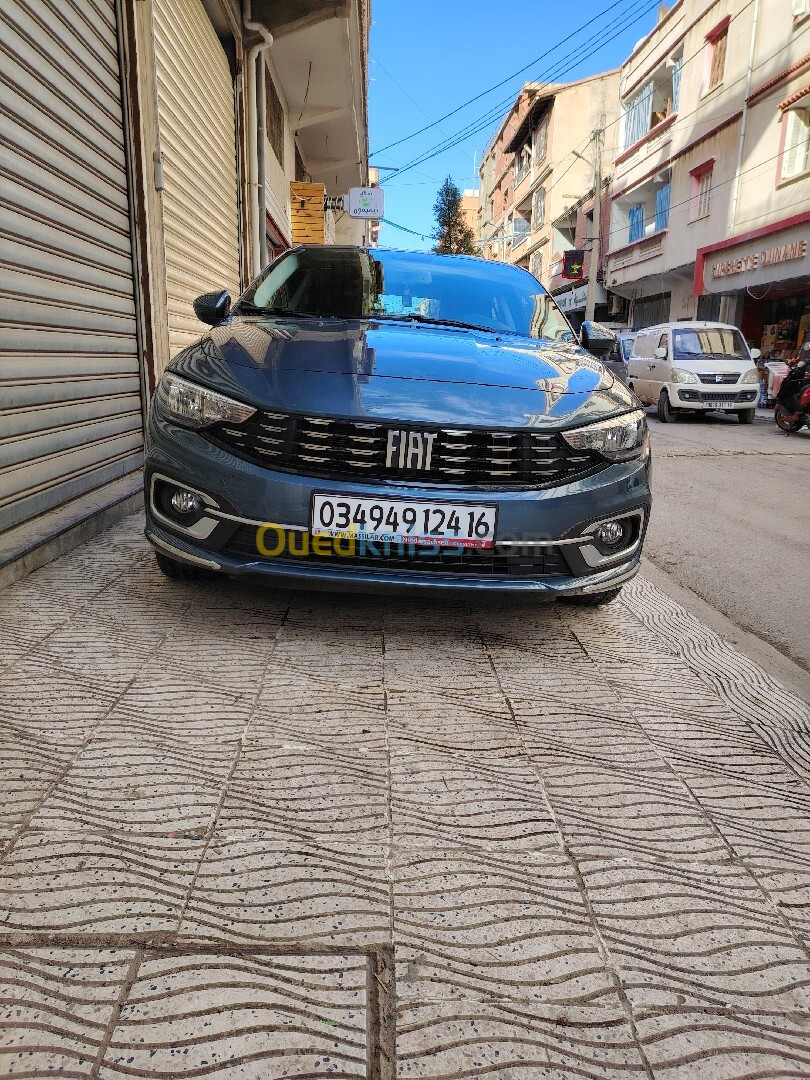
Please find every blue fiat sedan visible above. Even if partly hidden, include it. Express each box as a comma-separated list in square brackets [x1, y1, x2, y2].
[144, 247, 650, 604]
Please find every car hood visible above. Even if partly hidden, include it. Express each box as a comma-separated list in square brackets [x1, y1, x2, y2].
[167, 317, 637, 429]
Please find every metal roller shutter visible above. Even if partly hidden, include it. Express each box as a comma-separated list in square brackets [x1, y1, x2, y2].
[0, 0, 144, 536]
[153, 0, 241, 358]
[631, 292, 672, 330]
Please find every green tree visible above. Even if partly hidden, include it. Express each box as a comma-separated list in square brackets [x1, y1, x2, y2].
[432, 176, 479, 255]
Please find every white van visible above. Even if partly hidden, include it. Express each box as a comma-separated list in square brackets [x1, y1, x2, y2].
[627, 321, 761, 424]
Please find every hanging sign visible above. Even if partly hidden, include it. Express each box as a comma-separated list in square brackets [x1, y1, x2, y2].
[347, 187, 384, 218]
[562, 249, 585, 280]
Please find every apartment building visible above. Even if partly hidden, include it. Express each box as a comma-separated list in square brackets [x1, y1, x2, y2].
[477, 72, 620, 311]
[460, 189, 479, 237]
[477, 87, 537, 265]
[605, 0, 809, 345]
[1, 0, 370, 584]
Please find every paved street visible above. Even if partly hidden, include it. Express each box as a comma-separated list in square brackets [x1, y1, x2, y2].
[644, 411, 810, 672]
[1, 512, 809, 1078]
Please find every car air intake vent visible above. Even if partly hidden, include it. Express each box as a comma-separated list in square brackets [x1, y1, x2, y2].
[205, 411, 607, 488]
[697, 373, 740, 384]
[225, 525, 570, 577]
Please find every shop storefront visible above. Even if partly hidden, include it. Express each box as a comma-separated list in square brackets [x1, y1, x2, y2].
[552, 281, 609, 329]
[694, 213, 810, 358]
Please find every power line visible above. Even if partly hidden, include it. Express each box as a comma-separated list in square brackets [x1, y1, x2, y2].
[372, 0, 633, 157]
[381, 0, 658, 182]
[371, 57, 471, 170]
[380, 0, 660, 184]
[376, 141, 794, 258]
[383, 0, 758, 190]
[379, 218, 433, 241]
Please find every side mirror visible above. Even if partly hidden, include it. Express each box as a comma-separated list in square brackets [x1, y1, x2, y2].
[654, 345, 667, 359]
[579, 320, 617, 356]
[193, 290, 231, 326]
[750, 348, 761, 360]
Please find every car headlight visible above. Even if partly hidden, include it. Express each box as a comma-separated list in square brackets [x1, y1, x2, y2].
[670, 368, 699, 384]
[157, 372, 256, 429]
[740, 367, 760, 384]
[561, 409, 648, 462]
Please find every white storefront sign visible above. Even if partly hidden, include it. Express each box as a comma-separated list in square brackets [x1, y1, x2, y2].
[554, 282, 606, 312]
[347, 187, 384, 218]
[711, 239, 807, 279]
[702, 225, 808, 293]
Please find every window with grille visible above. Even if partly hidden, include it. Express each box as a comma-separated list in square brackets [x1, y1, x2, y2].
[707, 26, 727, 90]
[532, 187, 546, 231]
[514, 144, 532, 185]
[534, 119, 548, 164]
[782, 105, 810, 179]
[512, 215, 531, 246]
[265, 65, 284, 167]
[531, 251, 543, 280]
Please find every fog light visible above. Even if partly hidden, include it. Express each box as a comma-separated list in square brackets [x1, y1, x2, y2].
[170, 490, 202, 516]
[594, 520, 625, 546]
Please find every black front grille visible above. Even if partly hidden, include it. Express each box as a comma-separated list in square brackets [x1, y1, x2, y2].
[700, 390, 757, 403]
[697, 373, 740, 384]
[206, 410, 604, 488]
[224, 525, 569, 578]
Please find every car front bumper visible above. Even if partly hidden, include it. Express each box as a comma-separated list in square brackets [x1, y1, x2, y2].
[144, 414, 652, 597]
[670, 384, 758, 409]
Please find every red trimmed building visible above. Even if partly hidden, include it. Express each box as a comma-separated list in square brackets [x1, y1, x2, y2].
[604, 0, 810, 348]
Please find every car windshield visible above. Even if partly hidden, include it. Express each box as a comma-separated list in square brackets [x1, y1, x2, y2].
[673, 327, 749, 361]
[235, 247, 574, 341]
[621, 339, 634, 360]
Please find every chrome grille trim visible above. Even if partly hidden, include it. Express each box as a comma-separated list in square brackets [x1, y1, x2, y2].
[697, 372, 740, 384]
[205, 410, 608, 488]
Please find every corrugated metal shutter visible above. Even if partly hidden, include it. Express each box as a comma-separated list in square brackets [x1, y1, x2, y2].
[632, 292, 672, 330]
[0, 0, 144, 535]
[153, 0, 241, 358]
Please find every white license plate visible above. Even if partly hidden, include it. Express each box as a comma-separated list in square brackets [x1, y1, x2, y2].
[311, 493, 498, 549]
[708, 400, 736, 407]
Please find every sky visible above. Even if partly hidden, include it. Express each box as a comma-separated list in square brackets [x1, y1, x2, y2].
[368, 0, 663, 251]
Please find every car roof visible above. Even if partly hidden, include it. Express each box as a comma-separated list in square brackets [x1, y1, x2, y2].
[637, 321, 739, 333]
[287, 244, 491, 265]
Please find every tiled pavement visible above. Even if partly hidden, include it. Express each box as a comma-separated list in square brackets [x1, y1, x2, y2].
[0, 514, 809, 1079]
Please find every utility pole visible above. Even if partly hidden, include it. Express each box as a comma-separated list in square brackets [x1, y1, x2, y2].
[585, 122, 603, 324]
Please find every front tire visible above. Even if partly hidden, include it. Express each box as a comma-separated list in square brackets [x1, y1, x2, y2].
[561, 587, 623, 608]
[774, 405, 802, 433]
[737, 407, 756, 424]
[657, 389, 677, 423]
[154, 550, 214, 582]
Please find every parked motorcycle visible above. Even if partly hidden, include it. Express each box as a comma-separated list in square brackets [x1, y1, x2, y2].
[774, 357, 810, 433]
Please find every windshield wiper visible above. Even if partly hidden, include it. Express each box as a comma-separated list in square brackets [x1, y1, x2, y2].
[235, 302, 328, 319]
[373, 313, 500, 334]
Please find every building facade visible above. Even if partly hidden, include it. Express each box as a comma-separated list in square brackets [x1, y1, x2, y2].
[476, 70, 620, 318]
[0, 0, 371, 585]
[605, 0, 809, 343]
[460, 189, 479, 238]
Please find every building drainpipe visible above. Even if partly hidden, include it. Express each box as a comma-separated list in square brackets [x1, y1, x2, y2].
[242, 0, 273, 277]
